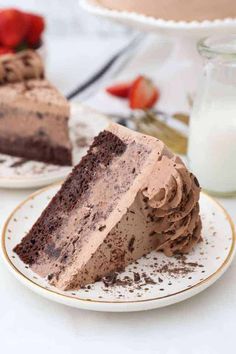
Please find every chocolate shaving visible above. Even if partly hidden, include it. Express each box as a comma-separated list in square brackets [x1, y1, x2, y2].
[10, 158, 28, 168]
[144, 276, 156, 285]
[133, 272, 141, 282]
[102, 273, 118, 287]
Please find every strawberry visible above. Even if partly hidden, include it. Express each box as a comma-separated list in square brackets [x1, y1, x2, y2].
[0, 9, 28, 47]
[129, 75, 159, 109]
[0, 47, 14, 55]
[25, 13, 45, 47]
[147, 88, 159, 108]
[106, 82, 132, 98]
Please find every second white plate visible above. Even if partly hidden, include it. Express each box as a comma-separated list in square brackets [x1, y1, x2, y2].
[0, 103, 109, 189]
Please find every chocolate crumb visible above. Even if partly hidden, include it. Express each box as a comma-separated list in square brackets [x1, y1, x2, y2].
[102, 272, 118, 287]
[76, 136, 90, 148]
[10, 158, 28, 168]
[184, 261, 199, 267]
[48, 273, 54, 281]
[144, 276, 156, 285]
[133, 272, 141, 282]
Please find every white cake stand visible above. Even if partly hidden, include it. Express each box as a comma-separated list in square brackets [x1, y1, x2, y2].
[80, 0, 236, 114]
[80, 0, 236, 37]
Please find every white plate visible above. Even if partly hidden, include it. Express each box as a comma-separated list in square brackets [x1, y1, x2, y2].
[0, 103, 109, 189]
[80, 0, 236, 37]
[1, 184, 235, 312]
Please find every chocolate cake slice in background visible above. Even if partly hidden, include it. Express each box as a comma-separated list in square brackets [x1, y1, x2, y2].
[14, 123, 201, 290]
[0, 50, 72, 166]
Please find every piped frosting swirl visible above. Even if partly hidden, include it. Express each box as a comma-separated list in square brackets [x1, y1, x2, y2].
[143, 153, 201, 256]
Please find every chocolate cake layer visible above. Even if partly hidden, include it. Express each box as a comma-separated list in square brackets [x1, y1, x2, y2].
[0, 134, 72, 166]
[14, 130, 127, 265]
[14, 123, 202, 290]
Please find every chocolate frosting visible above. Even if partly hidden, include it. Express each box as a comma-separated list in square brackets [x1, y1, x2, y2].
[0, 50, 44, 84]
[142, 154, 201, 256]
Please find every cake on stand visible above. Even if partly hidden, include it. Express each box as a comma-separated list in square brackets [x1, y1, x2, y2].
[80, 0, 236, 114]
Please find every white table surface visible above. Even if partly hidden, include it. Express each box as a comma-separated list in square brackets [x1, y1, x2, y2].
[1, 34, 236, 354]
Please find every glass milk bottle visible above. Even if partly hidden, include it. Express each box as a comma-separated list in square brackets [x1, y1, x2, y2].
[188, 35, 236, 196]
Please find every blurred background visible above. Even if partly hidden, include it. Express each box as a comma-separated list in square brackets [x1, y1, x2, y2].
[0, 0, 183, 115]
[0, 0, 131, 94]
[1, 0, 235, 193]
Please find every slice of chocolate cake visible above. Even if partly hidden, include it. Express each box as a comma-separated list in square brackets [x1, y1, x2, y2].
[0, 50, 72, 166]
[14, 123, 201, 290]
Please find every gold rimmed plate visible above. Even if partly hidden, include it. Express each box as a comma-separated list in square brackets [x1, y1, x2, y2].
[0, 103, 109, 189]
[1, 185, 235, 312]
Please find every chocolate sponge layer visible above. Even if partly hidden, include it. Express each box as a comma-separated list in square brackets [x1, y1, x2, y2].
[0, 134, 72, 166]
[14, 130, 127, 265]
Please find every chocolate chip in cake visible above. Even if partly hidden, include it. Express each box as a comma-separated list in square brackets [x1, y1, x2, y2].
[98, 225, 106, 232]
[36, 112, 44, 119]
[128, 236, 135, 253]
[48, 273, 54, 281]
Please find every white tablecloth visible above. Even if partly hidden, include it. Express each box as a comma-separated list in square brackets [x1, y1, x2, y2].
[1, 34, 236, 354]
